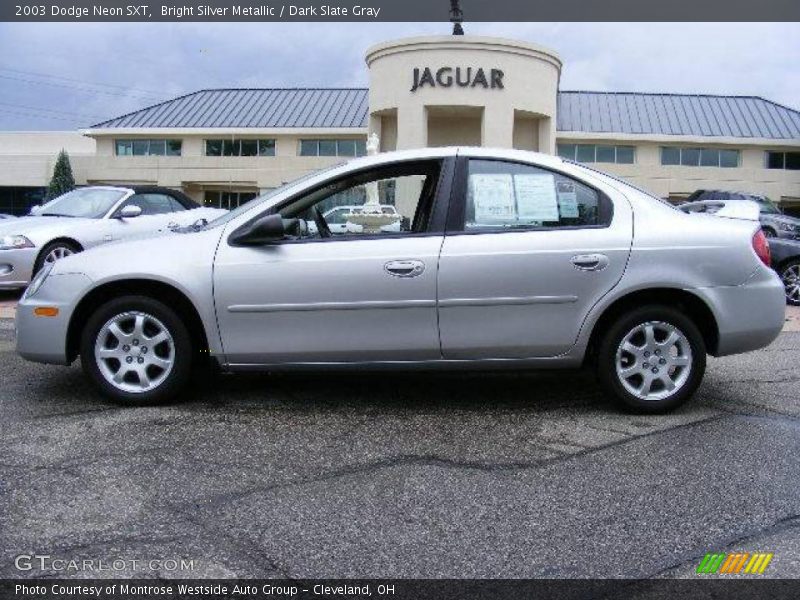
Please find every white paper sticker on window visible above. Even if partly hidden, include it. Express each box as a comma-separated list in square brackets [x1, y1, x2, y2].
[514, 173, 559, 222]
[470, 174, 516, 222]
[556, 181, 579, 218]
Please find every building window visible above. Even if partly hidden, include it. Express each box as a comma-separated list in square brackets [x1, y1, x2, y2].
[203, 190, 258, 210]
[557, 144, 635, 164]
[660, 146, 740, 168]
[115, 139, 182, 156]
[299, 139, 367, 157]
[766, 151, 800, 171]
[205, 139, 275, 157]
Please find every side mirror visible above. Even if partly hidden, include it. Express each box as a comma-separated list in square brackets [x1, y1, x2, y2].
[230, 214, 299, 246]
[118, 205, 143, 219]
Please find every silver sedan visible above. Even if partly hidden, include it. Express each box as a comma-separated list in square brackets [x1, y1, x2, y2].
[15, 148, 786, 413]
[0, 185, 226, 289]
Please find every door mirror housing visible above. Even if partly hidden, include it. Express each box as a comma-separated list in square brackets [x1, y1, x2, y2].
[117, 205, 143, 219]
[230, 214, 299, 246]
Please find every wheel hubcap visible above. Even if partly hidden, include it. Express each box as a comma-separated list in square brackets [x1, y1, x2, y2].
[615, 321, 692, 401]
[94, 311, 174, 394]
[782, 265, 800, 304]
[44, 246, 74, 264]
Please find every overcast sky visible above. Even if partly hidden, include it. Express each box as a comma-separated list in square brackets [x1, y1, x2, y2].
[0, 21, 798, 130]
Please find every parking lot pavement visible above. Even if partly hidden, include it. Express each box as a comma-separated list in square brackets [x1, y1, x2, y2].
[0, 321, 799, 580]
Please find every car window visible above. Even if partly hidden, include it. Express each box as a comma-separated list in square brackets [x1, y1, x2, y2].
[37, 188, 127, 218]
[463, 159, 610, 231]
[167, 195, 187, 212]
[278, 161, 441, 239]
[123, 193, 178, 216]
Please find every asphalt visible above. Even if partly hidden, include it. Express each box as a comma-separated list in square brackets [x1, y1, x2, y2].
[1, 312, 799, 580]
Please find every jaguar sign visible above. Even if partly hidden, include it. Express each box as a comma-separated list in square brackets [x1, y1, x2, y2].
[410, 67, 505, 92]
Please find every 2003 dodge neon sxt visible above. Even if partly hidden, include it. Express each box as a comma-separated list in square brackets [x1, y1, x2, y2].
[15, 148, 785, 413]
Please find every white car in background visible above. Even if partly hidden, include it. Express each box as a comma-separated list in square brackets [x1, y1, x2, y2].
[307, 204, 402, 235]
[0, 186, 226, 289]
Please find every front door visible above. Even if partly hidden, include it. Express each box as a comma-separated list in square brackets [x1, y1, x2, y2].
[438, 158, 632, 359]
[213, 159, 450, 364]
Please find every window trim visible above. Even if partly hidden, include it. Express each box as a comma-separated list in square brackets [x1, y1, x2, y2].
[115, 139, 182, 157]
[227, 157, 455, 247]
[556, 143, 636, 165]
[445, 157, 614, 236]
[660, 146, 740, 168]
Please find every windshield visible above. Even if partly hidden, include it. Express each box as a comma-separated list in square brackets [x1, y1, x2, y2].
[36, 188, 127, 218]
[567, 160, 678, 209]
[202, 166, 337, 230]
[759, 201, 782, 215]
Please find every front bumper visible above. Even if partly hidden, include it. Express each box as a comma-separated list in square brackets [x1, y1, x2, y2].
[15, 272, 92, 365]
[697, 266, 786, 357]
[0, 247, 36, 289]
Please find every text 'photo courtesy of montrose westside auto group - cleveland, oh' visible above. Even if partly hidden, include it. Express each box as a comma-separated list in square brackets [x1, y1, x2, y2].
[1, 1, 800, 599]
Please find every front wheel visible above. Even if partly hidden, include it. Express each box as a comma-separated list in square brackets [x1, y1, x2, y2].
[597, 305, 706, 414]
[80, 296, 193, 405]
[780, 260, 800, 306]
[33, 240, 80, 275]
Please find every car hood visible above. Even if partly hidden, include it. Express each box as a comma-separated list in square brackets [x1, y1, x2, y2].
[769, 213, 800, 226]
[0, 215, 93, 236]
[51, 225, 225, 283]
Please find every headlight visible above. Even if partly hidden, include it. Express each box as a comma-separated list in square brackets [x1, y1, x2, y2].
[778, 222, 798, 232]
[24, 263, 53, 299]
[0, 235, 34, 250]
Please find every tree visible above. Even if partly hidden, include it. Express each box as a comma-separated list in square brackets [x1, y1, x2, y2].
[46, 149, 75, 200]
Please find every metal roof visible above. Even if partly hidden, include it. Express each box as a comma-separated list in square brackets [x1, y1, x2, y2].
[91, 88, 800, 140]
[557, 91, 800, 139]
[93, 88, 370, 129]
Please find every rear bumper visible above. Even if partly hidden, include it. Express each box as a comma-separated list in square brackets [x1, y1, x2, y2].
[697, 266, 786, 357]
[0, 247, 36, 289]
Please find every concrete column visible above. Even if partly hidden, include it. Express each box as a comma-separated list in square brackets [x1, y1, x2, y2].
[395, 104, 427, 150]
[483, 106, 514, 148]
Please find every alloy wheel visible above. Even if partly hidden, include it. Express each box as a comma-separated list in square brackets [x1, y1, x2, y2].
[615, 321, 693, 401]
[782, 264, 800, 304]
[44, 246, 74, 264]
[94, 311, 175, 394]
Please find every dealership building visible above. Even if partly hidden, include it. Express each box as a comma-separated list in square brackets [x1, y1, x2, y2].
[0, 35, 799, 215]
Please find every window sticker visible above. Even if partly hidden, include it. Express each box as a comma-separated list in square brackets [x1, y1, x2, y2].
[514, 173, 559, 221]
[470, 174, 516, 222]
[556, 181, 579, 218]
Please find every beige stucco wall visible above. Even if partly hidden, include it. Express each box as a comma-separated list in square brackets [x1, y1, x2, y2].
[557, 133, 800, 203]
[0, 131, 96, 187]
[366, 36, 561, 153]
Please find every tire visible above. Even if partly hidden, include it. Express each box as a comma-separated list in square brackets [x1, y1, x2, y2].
[33, 240, 81, 275]
[80, 295, 193, 405]
[762, 227, 777, 239]
[780, 260, 800, 306]
[596, 305, 706, 414]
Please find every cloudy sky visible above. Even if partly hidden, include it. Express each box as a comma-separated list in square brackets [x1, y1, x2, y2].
[0, 21, 798, 130]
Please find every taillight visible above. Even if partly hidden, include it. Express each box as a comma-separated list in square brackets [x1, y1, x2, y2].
[752, 230, 771, 267]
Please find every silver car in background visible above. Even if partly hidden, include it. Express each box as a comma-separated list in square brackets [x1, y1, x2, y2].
[15, 148, 785, 413]
[0, 185, 226, 288]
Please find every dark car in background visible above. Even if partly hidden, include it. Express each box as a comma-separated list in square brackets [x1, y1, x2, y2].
[769, 237, 800, 306]
[686, 190, 800, 240]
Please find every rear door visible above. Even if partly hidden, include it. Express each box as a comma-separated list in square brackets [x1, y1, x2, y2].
[437, 157, 632, 359]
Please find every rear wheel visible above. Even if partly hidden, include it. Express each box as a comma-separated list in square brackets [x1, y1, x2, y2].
[780, 260, 800, 306]
[597, 305, 706, 413]
[33, 240, 80, 275]
[80, 296, 193, 405]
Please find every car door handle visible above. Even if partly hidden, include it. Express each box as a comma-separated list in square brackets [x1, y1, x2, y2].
[570, 253, 609, 271]
[385, 260, 425, 278]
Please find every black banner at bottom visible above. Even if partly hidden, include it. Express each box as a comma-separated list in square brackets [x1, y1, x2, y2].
[4, 579, 800, 600]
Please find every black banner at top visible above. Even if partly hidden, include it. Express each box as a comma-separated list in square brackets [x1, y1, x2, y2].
[2, 0, 800, 22]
